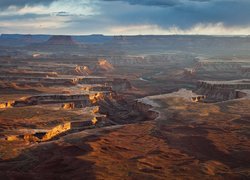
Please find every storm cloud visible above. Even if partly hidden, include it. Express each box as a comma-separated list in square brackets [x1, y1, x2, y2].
[0, 0, 56, 9]
[101, 0, 179, 7]
[0, 0, 249, 35]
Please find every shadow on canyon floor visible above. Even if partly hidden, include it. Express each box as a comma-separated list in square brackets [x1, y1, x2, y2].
[0, 134, 102, 180]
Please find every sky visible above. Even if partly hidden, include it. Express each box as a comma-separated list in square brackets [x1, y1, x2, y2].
[0, 0, 250, 35]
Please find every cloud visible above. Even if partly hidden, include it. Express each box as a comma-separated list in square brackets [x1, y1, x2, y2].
[108, 23, 250, 35]
[101, 0, 214, 7]
[101, 0, 180, 7]
[0, 0, 57, 9]
[0, 0, 250, 35]
[52, 12, 75, 17]
[96, 0, 250, 28]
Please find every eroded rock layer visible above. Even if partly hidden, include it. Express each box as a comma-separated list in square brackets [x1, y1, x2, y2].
[196, 79, 250, 101]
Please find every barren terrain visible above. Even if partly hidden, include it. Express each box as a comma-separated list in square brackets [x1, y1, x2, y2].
[0, 35, 250, 179]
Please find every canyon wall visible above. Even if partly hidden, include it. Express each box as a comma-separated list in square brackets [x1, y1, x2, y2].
[195, 80, 250, 101]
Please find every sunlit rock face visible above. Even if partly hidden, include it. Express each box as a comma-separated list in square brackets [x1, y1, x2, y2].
[94, 59, 114, 72]
[42, 122, 71, 141]
[0, 101, 14, 109]
[74, 65, 92, 75]
[0, 103, 6, 109]
[62, 103, 75, 109]
[191, 95, 206, 102]
[89, 92, 106, 104]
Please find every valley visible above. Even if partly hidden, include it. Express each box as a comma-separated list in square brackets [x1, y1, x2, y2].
[0, 34, 250, 179]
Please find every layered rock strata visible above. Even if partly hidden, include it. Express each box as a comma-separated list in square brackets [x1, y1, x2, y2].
[196, 79, 250, 101]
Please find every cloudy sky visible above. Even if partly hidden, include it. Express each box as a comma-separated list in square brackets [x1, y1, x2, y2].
[0, 0, 250, 35]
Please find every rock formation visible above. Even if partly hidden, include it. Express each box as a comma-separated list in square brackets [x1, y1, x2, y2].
[81, 85, 112, 92]
[0, 101, 14, 109]
[111, 78, 132, 91]
[241, 66, 250, 77]
[191, 95, 206, 102]
[74, 65, 92, 75]
[94, 59, 114, 72]
[196, 79, 250, 101]
[46, 35, 78, 46]
[62, 103, 75, 109]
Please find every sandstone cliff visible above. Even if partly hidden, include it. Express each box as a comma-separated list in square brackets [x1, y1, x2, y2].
[195, 79, 250, 101]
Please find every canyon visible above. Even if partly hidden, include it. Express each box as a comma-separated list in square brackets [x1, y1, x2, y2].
[0, 35, 249, 179]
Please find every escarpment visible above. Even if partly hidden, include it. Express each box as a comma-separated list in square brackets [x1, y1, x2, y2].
[95, 94, 158, 125]
[4, 117, 107, 142]
[1, 93, 155, 142]
[133, 100, 159, 120]
[6, 92, 113, 107]
[81, 85, 112, 92]
[188, 59, 250, 79]
[0, 70, 58, 78]
[194, 61, 242, 72]
[78, 78, 132, 91]
[241, 66, 250, 77]
[0, 76, 78, 87]
[195, 79, 250, 101]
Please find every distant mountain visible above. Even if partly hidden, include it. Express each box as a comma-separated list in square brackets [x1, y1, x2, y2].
[1, 34, 250, 56]
[0, 34, 50, 47]
[73, 34, 113, 44]
[0, 34, 113, 47]
[45, 35, 78, 45]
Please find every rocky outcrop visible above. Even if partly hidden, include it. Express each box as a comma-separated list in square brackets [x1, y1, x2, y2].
[78, 77, 108, 84]
[0, 103, 6, 109]
[102, 54, 195, 66]
[241, 66, 250, 77]
[81, 85, 112, 92]
[111, 78, 132, 91]
[78, 78, 132, 91]
[91, 106, 100, 114]
[22, 94, 90, 104]
[94, 59, 114, 72]
[46, 35, 77, 46]
[62, 103, 75, 109]
[0, 70, 58, 78]
[5, 122, 71, 142]
[5, 93, 112, 108]
[104, 56, 145, 65]
[0, 101, 14, 109]
[194, 61, 242, 72]
[191, 95, 206, 102]
[189, 60, 250, 78]
[74, 65, 92, 75]
[0, 76, 77, 86]
[195, 79, 250, 101]
[134, 100, 159, 120]
[4, 117, 110, 142]
[42, 122, 71, 141]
